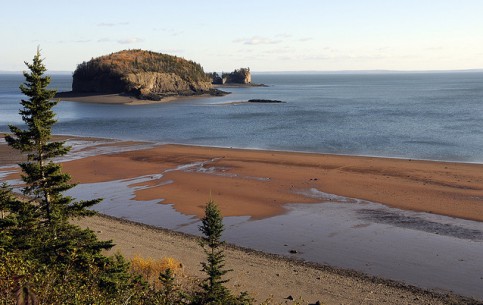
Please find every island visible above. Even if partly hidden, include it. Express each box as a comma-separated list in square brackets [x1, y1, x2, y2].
[210, 68, 251, 84]
[56, 49, 229, 102]
[209, 68, 267, 87]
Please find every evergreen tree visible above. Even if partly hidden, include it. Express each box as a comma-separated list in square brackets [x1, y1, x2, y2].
[0, 182, 39, 253]
[199, 201, 230, 301]
[4, 49, 113, 266]
[193, 200, 252, 305]
[158, 268, 180, 305]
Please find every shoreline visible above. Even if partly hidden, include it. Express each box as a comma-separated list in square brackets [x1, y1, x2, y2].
[63, 143, 483, 222]
[73, 213, 478, 304]
[54, 91, 217, 105]
[166, 142, 483, 166]
[2, 133, 483, 165]
[2, 138, 483, 222]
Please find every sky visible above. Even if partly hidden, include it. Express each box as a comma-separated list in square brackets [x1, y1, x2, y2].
[1, 0, 483, 72]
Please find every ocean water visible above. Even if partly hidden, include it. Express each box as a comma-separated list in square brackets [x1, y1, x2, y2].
[1, 72, 482, 163]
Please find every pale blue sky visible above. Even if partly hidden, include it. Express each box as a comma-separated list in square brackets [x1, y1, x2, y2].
[1, 0, 483, 72]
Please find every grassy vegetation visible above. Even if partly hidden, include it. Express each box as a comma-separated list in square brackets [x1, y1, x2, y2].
[130, 255, 183, 288]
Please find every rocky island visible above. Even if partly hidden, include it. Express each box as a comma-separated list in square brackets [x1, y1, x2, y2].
[209, 68, 267, 87]
[210, 68, 251, 84]
[57, 49, 228, 102]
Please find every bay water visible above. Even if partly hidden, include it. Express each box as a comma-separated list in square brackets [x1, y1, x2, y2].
[1, 72, 482, 163]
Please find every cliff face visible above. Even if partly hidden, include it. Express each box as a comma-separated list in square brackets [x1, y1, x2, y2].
[72, 72, 128, 93]
[222, 68, 251, 84]
[124, 72, 212, 96]
[72, 50, 213, 99]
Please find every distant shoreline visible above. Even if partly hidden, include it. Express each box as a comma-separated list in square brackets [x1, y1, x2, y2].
[214, 82, 268, 88]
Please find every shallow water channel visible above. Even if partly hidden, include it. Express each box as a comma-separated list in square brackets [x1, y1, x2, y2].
[63, 174, 483, 300]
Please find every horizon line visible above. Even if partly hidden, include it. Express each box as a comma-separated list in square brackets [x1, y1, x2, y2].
[1, 68, 483, 75]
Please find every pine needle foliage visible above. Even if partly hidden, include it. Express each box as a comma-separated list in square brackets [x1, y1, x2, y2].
[193, 200, 252, 305]
[199, 201, 230, 295]
[1, 49, 128, 301]
[5, 49, 100, 238]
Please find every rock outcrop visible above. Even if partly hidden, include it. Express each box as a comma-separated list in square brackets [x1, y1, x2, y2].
[218, 68, 252, 84]
[72, 50, 216, 100]
[248, 99, 285, 103]
[124, 72, 212, 97]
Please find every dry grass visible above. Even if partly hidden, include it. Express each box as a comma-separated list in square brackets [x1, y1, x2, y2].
[130, 255, 183, 288]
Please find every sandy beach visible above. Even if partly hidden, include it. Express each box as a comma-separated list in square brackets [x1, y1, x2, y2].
[73, 214, 475, 304]
[54, 92, 214, 105]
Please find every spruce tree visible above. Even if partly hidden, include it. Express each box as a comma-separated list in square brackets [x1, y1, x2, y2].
[4, 49, 112, 265]
[194, 201, 252, 305]
[199, 200, 230, 302]
[0, 182, 39, 253]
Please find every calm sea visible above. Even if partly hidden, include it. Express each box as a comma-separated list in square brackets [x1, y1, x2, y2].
[1, 72, 482, 163]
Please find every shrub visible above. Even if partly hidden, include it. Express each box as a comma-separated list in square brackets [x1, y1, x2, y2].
[130, 255, 183, 288]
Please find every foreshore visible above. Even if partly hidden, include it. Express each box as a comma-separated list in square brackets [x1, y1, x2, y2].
[1, 137, 483, 303]
[1, 139, 482, 221]
[62, 144, 483, 222]
[73, 214, 476, 304]
[54, 91, 212, 105]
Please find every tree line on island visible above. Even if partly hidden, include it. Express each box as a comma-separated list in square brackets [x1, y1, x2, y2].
[66, 49, 254, 101]
[0, 50, 297, 304]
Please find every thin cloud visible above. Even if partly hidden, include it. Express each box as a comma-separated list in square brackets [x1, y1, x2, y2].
[426, 46, 444, 51]
[117, 37, 144, 44]
[158, 48, 184, 55]
[263, 47, 293, 54]
[298, 37, 313, 42]
[155, 27, 184, 36]
[97, 22, 130, 27]
[97, 38, 111, 43]
[234, 36, 281, 45]
[57, 39, 91, 44]
[276, 33, 292, 38]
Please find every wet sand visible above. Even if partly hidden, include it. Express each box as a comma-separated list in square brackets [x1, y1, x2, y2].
[2, 139, 483, 221]
[57, 144, 483, 222]
[55, 92, 212, 105]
